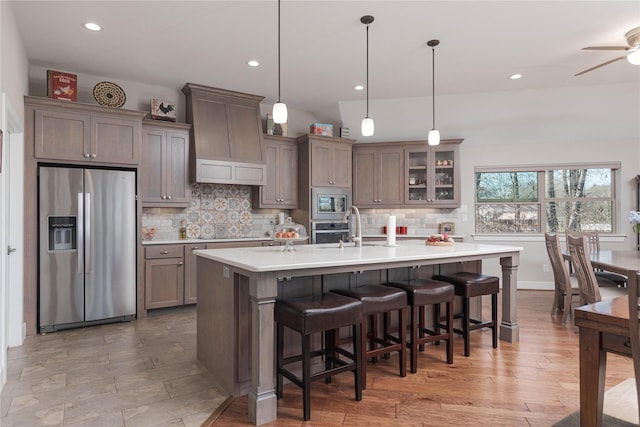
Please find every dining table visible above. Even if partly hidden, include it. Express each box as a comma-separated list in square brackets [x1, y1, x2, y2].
[572, 249, 640, 427]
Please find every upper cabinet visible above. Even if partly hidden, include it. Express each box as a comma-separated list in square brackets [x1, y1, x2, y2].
[30, 97, 145, 165]
[141, 120, 192, 208]
[353, 144, 404, 207]
[352, 139, 463, 209]
[253, 135, 298, 209]
[297, 134, 354, 188]
[182, 83, 267, 186]
[405, 139, 462, 208]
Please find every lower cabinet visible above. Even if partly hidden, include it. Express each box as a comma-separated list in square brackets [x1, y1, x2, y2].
[145, 240, 270, 310]
[144, 245, 185, 309]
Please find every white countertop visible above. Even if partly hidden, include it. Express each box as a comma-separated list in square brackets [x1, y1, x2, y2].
[142, 237, 272, 245]
[194, 240, 523, 273]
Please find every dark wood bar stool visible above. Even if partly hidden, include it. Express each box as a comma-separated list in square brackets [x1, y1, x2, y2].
[331, 285, 408, 388]
[384, 279, 454, 373]
[433, 272, 499, 357]
[275, 292, 363, 421]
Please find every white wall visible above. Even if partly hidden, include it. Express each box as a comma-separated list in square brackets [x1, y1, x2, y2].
[0, 0, 29, 391]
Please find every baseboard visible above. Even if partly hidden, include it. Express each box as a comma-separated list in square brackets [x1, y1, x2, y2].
[515, 281, 554, 290]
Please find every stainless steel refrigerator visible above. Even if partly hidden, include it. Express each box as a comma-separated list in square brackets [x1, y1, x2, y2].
[38, 166, 137, 332]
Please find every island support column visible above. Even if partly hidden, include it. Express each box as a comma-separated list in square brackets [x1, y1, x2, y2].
[247, 271, 278, 425]
[499, 253, 520, 342]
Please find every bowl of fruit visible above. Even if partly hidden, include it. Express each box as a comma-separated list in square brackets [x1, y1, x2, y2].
[273, 217, 308, 250]
[425, 233, 455, 246]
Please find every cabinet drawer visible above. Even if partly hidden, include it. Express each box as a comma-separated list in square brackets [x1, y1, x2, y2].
[145, 245, 184, 259]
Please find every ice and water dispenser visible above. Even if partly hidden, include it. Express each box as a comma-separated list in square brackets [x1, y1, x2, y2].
[48, 216, 77, 251]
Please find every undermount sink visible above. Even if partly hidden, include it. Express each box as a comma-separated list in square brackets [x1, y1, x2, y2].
[316, 242, 379, 249]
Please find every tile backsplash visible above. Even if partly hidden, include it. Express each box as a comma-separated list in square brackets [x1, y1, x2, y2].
[142, 183, 280, 241]
[142, 184, 464, 241]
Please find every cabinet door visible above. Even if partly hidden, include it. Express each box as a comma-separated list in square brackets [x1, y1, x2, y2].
[311, 140, 332, 186]
[34, 109, 91, 161]
[278, 141, 298, 207]
[260, 141, 280, 206]
[141, 128, 166, 204]
[377, 149, 404, 205]
[332, 142, 353, 187]
[353, 149, 377, 206]
[165, 130, 190, 205]
[145, 257, 184, 309]
[183, 243, 205, 305]
[91, 115, 140, 164]
[405, 149, 430, 204]
[430, 145, 458, 207]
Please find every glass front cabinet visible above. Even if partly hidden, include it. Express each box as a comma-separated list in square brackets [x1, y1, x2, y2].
[405, 139, 462, 208]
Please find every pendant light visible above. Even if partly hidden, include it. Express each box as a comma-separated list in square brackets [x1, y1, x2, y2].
[427, 39, 440, 146]
[360, 15, 374, 137]
[272, 0, 287, 124]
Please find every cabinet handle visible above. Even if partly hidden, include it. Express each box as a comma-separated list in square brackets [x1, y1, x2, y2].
[167, 195, 171, 200]
[90, 154, 96, 159]
[160, 250, 169, 254]
[161, 195, 166, 200]
[178, 262, 183, 266]
[192, 246, 200, 250]
[84, 153, 90, 158]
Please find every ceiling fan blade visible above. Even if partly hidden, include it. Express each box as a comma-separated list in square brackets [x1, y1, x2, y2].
[575, 55, 627, 76]
[582, 46, 629, 51]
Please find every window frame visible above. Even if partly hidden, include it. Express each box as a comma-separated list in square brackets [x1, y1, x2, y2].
[474, 162, 620, 234]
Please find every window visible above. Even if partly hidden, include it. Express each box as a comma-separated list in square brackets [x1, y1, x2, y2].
[475, 163, 619, 234]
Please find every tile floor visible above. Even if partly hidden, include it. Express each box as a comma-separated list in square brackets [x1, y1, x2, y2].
[0, 305, 227, 426]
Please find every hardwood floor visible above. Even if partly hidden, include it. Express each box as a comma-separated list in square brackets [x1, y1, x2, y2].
[211, 291, 635, 427]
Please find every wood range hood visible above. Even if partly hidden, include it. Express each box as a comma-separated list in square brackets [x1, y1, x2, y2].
[182, 83, 267, 186]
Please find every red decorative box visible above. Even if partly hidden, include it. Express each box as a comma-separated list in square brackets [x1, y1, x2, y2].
[310, 123, 333, 136]
[47, 70, 77, 101]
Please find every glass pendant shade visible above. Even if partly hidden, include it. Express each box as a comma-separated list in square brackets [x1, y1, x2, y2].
[273, 102, 288, 124]
[627, 49, 640, 65]
[428, 129, 440, 146]
[361, 117, 374, 136]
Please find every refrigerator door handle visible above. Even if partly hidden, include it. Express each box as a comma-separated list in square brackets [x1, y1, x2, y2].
[77, 193, 84, 275]
[85, 193, 91, 274]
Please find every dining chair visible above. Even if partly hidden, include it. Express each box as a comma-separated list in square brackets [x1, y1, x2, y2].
[627, 270, 640, 424]
[545, 233, 580, 323]
[565, 230, 628, 287]
[566, 234, 627, 306]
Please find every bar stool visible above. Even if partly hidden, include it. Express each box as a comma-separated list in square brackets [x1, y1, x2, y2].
[331, 285, 407, 388]
[275, 292, 363, 421]
[384, 279, 454, 373]
[432, 272, 499, 357]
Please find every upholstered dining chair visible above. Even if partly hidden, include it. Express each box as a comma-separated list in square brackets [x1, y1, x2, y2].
[565, 230, 628, 287]
[566, 234, 627, 306]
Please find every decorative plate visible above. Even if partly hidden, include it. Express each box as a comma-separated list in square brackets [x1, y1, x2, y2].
[93, 81, 126, 108]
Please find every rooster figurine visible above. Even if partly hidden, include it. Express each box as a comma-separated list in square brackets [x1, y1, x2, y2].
[158, 102, 174, 115]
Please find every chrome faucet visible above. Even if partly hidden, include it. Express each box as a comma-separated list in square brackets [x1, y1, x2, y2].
[342, 206, 362, 247]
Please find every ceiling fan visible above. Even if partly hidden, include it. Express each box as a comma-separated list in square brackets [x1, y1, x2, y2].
[575, 27, 640, 76]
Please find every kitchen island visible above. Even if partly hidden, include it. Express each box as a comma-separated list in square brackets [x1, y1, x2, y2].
[194, 240, 522, 425]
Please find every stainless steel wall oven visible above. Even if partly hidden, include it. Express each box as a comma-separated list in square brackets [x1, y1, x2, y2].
[311, 221, 350, 244]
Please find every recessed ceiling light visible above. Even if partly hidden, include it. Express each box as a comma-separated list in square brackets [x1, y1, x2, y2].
[83, 22, 102, 31]
[354, 85, 364, 91]
[247, 60, 260, 67]
[510, 74, 522, 80]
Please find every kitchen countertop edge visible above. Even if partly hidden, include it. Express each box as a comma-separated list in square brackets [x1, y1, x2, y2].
[142, 237, 272, 245]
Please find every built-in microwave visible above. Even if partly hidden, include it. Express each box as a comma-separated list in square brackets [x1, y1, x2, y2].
[311, 187, 352, 221]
